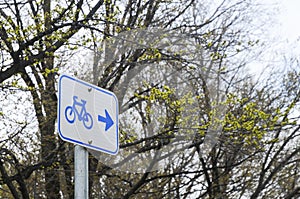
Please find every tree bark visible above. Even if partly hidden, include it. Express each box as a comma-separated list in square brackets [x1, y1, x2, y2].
[41, 0, 60, 198]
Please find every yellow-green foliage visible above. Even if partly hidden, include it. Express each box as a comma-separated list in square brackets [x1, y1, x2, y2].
[222, 94, 296, 149]
[43, 67, 59, 77]
[138, 48, 162, 62]
[128, 85, 296, 150]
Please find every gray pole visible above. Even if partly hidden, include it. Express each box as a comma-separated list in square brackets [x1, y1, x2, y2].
[75, 145, 89, 199]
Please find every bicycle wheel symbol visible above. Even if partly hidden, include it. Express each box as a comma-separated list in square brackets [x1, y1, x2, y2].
[65, 106, 76, 123]
[82, 112, 93, 129]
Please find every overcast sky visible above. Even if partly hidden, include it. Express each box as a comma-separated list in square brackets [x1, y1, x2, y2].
[247, 0, 300, 76]
[271, 0, 300, 57]
[279, 0, 300, 42]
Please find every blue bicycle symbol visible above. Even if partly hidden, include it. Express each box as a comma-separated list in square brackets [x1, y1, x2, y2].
[65, 96, 93, 129]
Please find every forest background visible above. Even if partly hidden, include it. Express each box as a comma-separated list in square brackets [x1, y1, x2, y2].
[0, 0, 299, 198]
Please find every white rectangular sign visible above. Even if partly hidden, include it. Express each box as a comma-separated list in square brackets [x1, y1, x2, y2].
[58, 74, 119, 155]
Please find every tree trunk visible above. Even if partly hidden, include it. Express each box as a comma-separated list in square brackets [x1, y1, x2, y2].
[41, 0, 61, 198]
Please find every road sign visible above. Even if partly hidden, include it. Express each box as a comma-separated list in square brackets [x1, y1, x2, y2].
[58, 74, 119, 155]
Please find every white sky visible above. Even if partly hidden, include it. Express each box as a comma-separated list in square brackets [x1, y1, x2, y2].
[272, 0, 300, 60]
[247, 0, 300, 76]
[279, 0, 300, 42]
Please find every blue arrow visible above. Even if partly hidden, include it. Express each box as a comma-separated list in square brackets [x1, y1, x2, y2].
[98, 109, 114, 131]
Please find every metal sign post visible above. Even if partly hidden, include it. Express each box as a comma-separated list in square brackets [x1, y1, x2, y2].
[74, 145, 89, 199]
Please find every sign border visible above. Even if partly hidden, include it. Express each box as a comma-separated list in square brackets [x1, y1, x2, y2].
[57, 74, 119, 155]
